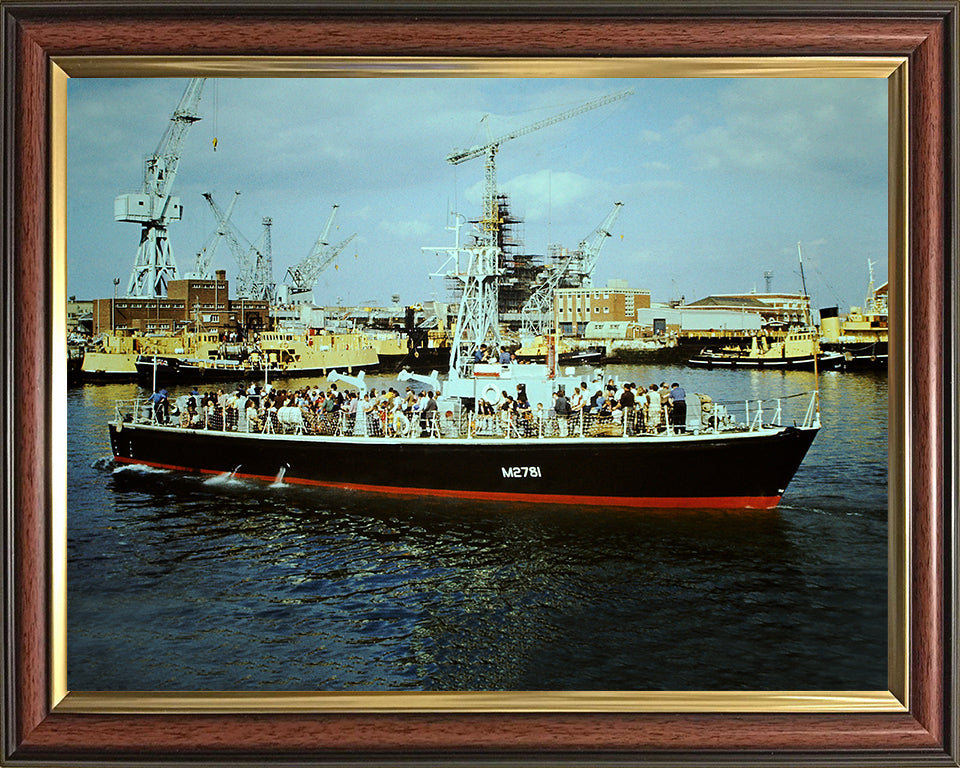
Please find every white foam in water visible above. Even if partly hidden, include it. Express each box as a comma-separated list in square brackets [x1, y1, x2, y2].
[270, 465, 288, 488]
[111, 463, 169, 475]
[203, 470, 245, 487]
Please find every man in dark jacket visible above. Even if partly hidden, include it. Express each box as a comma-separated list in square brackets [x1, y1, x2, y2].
[619, 383, 636, 435]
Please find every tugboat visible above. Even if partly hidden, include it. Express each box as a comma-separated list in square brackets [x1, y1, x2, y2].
[690, 243, 843, 371]
[513, 334, 605, 366]
[108, 216, 822, 511]
[688, 327, 844, 370]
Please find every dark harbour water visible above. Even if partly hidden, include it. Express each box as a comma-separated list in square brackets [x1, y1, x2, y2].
[67, 364, 887, 691]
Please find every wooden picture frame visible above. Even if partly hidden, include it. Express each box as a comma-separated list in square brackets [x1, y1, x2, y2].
[2, 1, 957, 764]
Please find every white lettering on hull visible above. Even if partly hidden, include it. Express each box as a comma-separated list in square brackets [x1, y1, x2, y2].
[501, 466, 542, 478]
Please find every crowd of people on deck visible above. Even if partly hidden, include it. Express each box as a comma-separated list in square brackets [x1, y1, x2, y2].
[145, 377, 690, 438]
[147, 381, 443, 437]
[473, 379, 688, 437]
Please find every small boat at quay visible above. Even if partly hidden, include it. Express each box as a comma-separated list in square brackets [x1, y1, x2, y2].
[689, 327, 844, 370]
[109, 217, 821, 511]
[83, 328, 379, 382]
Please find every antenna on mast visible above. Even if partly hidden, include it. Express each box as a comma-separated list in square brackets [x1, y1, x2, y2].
[797, 241, 808, 297]
[797, 241, 812, 326]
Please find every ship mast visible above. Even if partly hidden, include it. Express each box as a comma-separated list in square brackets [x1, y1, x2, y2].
[424, 215, 502, 378]
[797, 241, 811, 325]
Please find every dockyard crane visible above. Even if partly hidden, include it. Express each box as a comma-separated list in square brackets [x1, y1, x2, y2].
[445, 88, 633, 248]
[117, 78, 206, 297]
[284, 205, 358, 303]
[202, 192, 276, 302]
[187, 190, 240, 279]
[519, 201, 624, 339]
[519, 250, 578, 341]
[566, 200, 624, 287]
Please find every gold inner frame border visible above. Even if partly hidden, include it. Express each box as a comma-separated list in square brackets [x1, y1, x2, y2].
[49, 55, 909, 715]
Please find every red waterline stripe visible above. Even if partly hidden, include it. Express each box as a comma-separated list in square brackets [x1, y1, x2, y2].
[112, 457, 782, 510]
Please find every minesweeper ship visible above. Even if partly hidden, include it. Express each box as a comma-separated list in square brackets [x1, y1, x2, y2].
[109, 217, 821, 510]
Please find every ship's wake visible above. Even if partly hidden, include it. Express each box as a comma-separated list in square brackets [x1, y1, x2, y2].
[111, 462, 170, 476]
[204, 466, 246, 487]
[91, 456, 116, 471]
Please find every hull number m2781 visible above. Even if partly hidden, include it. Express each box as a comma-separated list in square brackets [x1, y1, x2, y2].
[502, 466, 542, 478]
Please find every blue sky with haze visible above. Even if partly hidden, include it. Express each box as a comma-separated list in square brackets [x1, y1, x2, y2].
[67, 77, 887, 312]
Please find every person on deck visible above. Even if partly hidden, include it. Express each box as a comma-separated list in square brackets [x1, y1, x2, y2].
[669, 382, 687, 434]
[619, 383, 636, 435]
[554, 387, 571, 437]
[149, 389, 169, 424]
[647, 384, 662, 433]
[420, 391, 438, 436]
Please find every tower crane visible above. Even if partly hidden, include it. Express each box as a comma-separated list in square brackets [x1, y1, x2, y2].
[202, 192, 275, 302]
[284, 205, 358, 303]
[445, 88, 633, 247]
[117, 78, 206, 297]
[249, 217, 276, 303]
[519, 201, 624, 339]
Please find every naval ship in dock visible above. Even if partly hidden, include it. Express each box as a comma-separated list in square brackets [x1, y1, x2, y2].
[818, 261, 888, 369]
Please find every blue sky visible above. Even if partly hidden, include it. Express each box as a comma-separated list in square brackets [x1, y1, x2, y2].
[67, 76, 888, 311]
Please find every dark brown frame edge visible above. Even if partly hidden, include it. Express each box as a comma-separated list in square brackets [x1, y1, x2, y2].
[1, 1, 956, 766]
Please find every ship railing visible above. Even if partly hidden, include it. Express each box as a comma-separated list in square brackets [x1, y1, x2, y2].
[705, 391, 819, 434]
[115, 390, 821, 439]
[460, 390, 820, 439]
[116, 397, 176, 426]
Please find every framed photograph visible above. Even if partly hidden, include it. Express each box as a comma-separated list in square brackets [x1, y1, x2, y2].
[2, 2, 956, 765]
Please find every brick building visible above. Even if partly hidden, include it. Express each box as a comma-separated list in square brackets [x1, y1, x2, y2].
[554, 280, 652, 336]
[93, 270, 270, 336]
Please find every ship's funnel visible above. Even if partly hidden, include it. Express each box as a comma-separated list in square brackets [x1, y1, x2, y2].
[819, 306, 841, 343]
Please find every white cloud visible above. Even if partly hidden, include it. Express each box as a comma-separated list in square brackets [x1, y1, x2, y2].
[380, 218, 435, 240]
[499, 170, 595, 221]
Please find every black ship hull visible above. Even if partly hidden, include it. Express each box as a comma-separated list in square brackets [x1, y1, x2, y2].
[109, 421, 818, 510]
[688, 351, 844, 370]
[515, 348, 606, 366]
[820, 341, 888, 369]
[378, 348, 452, 374]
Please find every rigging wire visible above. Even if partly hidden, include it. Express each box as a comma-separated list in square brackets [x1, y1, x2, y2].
[211, 80, 219, 151]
